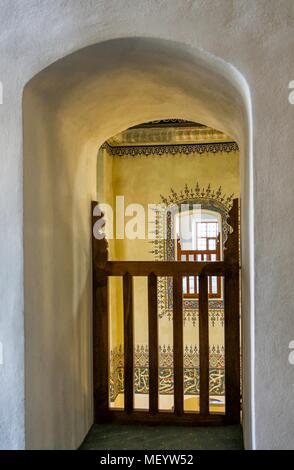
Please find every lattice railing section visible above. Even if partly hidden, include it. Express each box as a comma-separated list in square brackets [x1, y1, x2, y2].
[92, 199, 240, 425]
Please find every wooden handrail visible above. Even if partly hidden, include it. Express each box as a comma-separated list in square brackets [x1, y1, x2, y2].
[96, 260, 238, 278]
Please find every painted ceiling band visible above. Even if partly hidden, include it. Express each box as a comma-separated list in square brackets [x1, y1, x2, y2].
[103, 141, 239, 157]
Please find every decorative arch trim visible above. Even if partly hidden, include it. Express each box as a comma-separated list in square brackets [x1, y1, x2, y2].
[150, 182, 235, 263]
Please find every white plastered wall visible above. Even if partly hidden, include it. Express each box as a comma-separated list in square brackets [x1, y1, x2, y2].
[1, 0, 294, 451]
[23, 38, 252, 450]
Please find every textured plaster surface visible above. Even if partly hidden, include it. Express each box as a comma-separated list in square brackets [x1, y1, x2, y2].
[0, 0, 294, 450]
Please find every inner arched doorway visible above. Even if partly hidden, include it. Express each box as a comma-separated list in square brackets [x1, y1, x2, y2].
[92, 120, 241, 428]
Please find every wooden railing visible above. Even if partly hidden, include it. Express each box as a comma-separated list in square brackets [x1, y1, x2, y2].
[92, 199, 240, 425]
[177, 234, 222, 298]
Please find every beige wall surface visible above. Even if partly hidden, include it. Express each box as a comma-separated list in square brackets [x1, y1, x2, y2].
[1, 0, 294, 451]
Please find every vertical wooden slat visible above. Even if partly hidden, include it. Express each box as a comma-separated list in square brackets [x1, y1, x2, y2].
[93, 276, 109, 416]
[92, 201, 109, 418]
[199, 274, 209, 415]
[194, 254, 197, 298]
[148, 273, 158, 414]
[123, 272, 134, 413]
[224, 270, 240, 423]
[173, 274, 183, 415]
[224, 198, 240, 423]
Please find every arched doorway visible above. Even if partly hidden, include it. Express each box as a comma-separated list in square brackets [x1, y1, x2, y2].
[23, 38, 253, 449]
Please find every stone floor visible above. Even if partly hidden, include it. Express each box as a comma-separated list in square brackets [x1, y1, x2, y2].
[80, 424, 243, 450]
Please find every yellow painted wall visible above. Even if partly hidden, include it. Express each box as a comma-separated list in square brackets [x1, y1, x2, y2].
[111, 149, 239, 261]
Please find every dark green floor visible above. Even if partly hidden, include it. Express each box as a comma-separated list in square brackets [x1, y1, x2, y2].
[80, 424, 243, 450]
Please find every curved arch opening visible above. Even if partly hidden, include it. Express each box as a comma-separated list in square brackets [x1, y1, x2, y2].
[23, 37, 254, 449]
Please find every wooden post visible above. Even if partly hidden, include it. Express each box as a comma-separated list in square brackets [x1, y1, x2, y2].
[92, 201, 109, 419]
[224, 198, 240, 423]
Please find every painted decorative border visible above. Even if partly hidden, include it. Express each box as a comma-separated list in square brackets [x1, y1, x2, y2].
[157, 300, 224, 326]
[109, 345, 225, 402]
[131, 119, 198, 128]
[103, 141, 239, 157]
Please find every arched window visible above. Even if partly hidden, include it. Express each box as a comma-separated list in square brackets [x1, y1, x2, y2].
[151, 183, 233, 321]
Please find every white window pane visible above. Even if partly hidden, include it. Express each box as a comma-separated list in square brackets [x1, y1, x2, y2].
[207, 223, 218, 237]
[211, 276, 217, 294]
[181, 254, 186, 261]
[189, 254, 194, 261]
[211, 254, 216, 261]
[197, 238, 206, 250]
[183, 276, 187, 294]
[189, 276, 195, 294]
[198, 223, 207, 236]
[208, 239, 216, 250]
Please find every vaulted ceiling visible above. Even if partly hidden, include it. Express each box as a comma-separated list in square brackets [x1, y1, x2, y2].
[107, 119, 233, 147]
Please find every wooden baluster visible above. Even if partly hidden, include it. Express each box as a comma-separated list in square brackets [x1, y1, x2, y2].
[173, 274, 183, 415]
[148, 273, 158, 414]
[199, 273, 209, 415]
[123, 272, 134, 413]
[194, 253, 197, 296]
